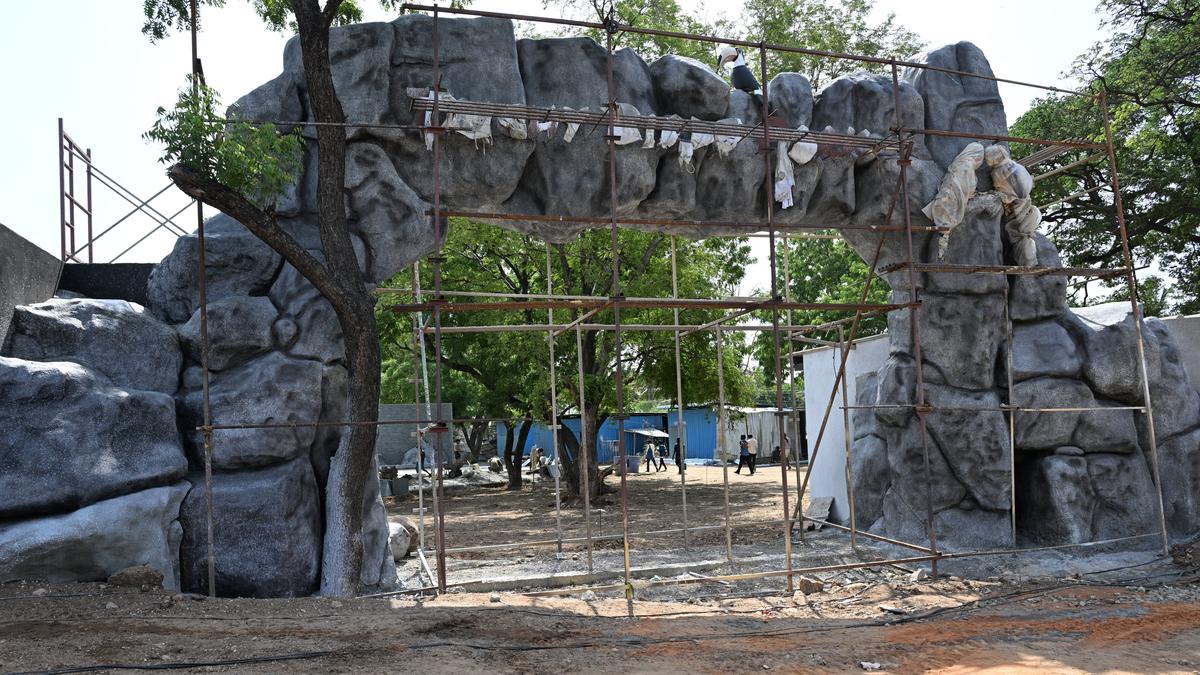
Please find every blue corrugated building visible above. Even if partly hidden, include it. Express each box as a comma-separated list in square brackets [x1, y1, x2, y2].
[496, 406, 776, 464]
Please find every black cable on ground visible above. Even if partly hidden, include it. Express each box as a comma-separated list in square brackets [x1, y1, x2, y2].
[7, 651, 332, 675]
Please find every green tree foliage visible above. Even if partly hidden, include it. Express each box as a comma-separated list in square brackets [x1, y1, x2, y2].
[742, 0, 925, 88]
[1011, 0, 1200, 314]
[375, 219, 758, 494]
[145, 78, 303, 209]
[558, 0, 734, 62]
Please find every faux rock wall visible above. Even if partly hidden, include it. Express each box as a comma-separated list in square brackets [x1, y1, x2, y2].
[3, 15, 1199, 597]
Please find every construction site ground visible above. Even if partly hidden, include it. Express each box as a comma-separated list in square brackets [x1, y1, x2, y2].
[391, 463, 806, 555]
[2, 566, 1198, 674]
[5, 468, 1197, 674]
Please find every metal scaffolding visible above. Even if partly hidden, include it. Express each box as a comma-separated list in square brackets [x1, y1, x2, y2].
[187, 1, 1171, 600]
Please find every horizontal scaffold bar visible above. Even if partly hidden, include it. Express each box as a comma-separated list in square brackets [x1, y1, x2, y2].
[401, 3, 1093, 98]
[390, 298, 917, 314]
[882, 262, 1129, 278]
[410, 95, 904, 149]
[431, 208, 946, 233]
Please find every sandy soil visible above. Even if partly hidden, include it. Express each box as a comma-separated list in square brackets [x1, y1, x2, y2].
[2, 574, 1198, 674]
[389, 464, 810, 557]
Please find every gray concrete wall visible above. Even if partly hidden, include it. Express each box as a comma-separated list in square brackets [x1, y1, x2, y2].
[0, 222, 60, 348]
[1161, 315, 1200, 387]
[377, 402, 454, 466]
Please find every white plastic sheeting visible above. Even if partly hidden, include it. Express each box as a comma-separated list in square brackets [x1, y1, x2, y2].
[987, 144, 1042, 266]
[923, 142, 985, 259]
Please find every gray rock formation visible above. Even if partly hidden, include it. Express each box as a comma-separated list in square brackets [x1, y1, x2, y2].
[7, 298, 182, 394]
[177, 296, 277, 372]
[0, 483, 188, 591]
[147, 214, 282, 324]
[904, 41, 1006, 182]
[177, 352, 326, 470]
[3, 16, 1199, 598]
[0, 357, 186, 520]
[649, 55, 730, 120]
[179, 457, 321, 597]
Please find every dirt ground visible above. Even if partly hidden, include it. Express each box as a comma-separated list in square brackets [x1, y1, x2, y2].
[6, 473, 1195, 674]
[388, 463, 810, 557]
[2, 572, 1198, 674]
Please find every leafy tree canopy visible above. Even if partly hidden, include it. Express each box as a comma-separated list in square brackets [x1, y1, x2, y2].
[1011, 0, 1200, 315]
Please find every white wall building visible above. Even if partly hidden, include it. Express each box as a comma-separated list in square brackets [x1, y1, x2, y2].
[801, 333, 890, 523]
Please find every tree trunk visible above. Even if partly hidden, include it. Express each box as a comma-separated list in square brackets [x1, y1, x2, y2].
[292, 0, 378, 599]
[463, 418, 485, 461]
[506, 419, 531, 490]
[559, 401, 604, 503]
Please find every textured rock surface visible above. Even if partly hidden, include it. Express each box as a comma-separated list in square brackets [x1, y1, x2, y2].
[179, 458, 320, 597]
[177, 296, 277, 372]
[1009, 234, 1067, 321]
[1158, 428, 1200, 536]
[146, 214, 281, 324]
[1007, 320, 1082, 382]
[923, 384, 1009, 511]
[849, 433, 889, 529]
[0, 483, 188, 591]
[0, 357, 186, 519]
[904, 42, 1005, 178]
[650, 55, 730, 120]
[178, 352, 325, 470]
[284, 22, 395, 141]
[1019, 454, 1095, 544]
[1013, 377, 1094, 450]
[888, 291, 1006, 389]
[7, 298, 182, 394]
[767, 73, 814, 129]
[1069, 309, 1162, 402]
[923, 194, 1005, 294]
[812, 72, 926, 157]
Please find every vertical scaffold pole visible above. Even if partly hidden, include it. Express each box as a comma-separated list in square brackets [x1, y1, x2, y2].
[411, 263, 431, 554]
[1004, 283, 1018, 545]
[189, 0, 216, 599]
[782, 235, 806, 530]
[892, 61, 939, 577]
[575, 320, 595, 573]
[603, 23, 634, 607]
[1099, 89, 1170, 556]
[715, 326, 734, 565]
[758, 43, 795, 593]
[838, 325, 857, 550]
[546, 244, 565, 555]
[429, 5, 449, 592]
[670, 237, 689, 547]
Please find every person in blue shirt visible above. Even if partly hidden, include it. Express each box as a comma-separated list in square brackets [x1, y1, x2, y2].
[735, 434, 750, 474]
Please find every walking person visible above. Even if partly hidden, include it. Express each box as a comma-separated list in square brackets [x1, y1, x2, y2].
[746, 433, 758, 475]
[673, 438, 685, 475]
[655, 441, 668, 471]
[735, 434, 749, 474]
[643, 442, 656, 472]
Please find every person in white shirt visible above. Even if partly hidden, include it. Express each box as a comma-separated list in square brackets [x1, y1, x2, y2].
[745, 434, 758, 475]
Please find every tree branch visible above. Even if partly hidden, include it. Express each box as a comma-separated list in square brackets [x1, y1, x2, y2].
[167, 163, 349, 308]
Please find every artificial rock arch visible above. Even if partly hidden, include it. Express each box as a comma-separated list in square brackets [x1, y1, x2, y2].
[2, 15, 1197, 596]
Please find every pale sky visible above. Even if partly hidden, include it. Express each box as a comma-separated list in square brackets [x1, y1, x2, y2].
[0, 0, 1105, 283]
